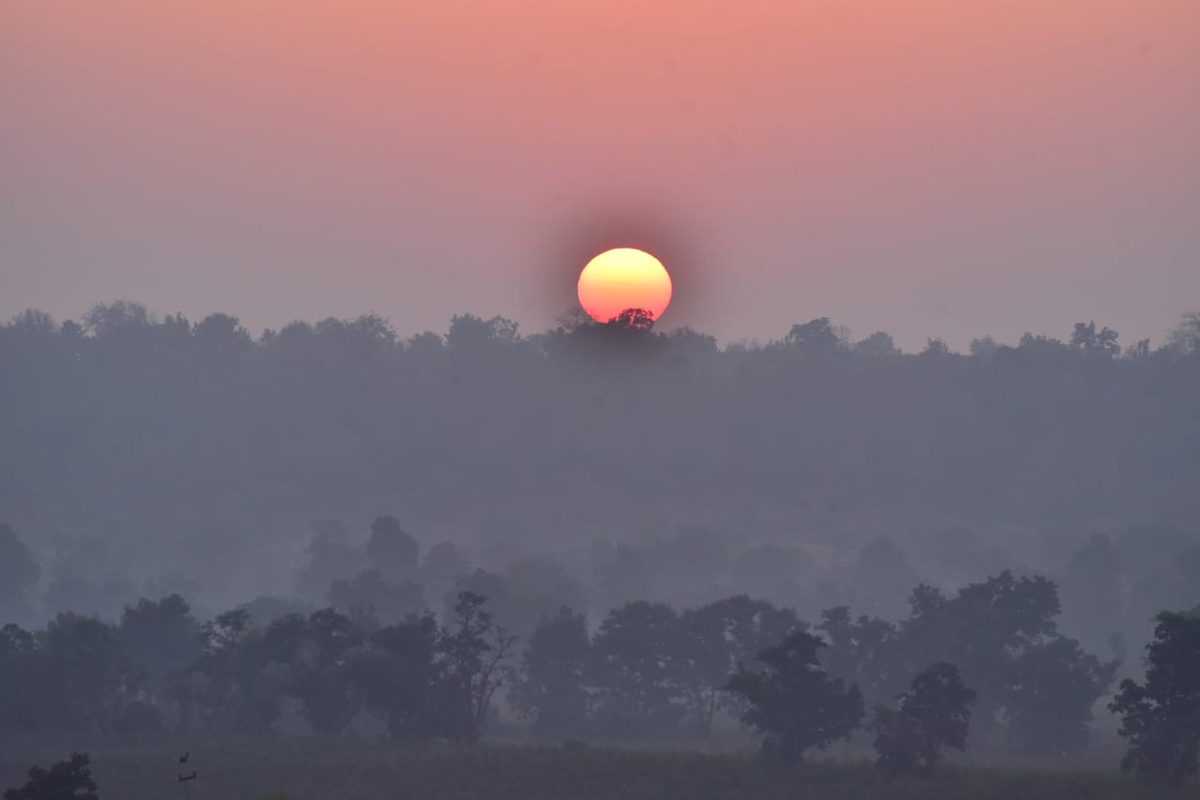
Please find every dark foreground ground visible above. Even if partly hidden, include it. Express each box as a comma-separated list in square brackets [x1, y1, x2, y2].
[0, 738, 1191, 800]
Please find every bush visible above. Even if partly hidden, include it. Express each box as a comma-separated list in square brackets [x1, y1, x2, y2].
[873, 662, 977, 777]
[3, 753, 98, 800]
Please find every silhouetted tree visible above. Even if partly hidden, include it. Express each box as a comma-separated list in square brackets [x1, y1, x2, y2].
[725, 630, 864, 763]
[679, 596, 802, 735]
[1110, 611, 1200, 785]
[969, 335, 998, 358]
[588, 601, 686, 737]
[1070, 321, 1120, 357]
[784, 317, 843, 355]
[358, 613, 445, 739]
[263, 608, 365, 736]
[664, 326, 719, 358]
[449, 561, 584, 643]
[119, 594, 201, 680]
[83, 299, 154, 335]
[1166, 310, 1200, 354]
[510, 607, 591, 738]
[818, 607, 905, 710]
[921, 337, 951, 356]
[607, 308, 656, 331]
[0, 624, 39, 732]
[3, 752, 98, 800]
[899, 572, 1061, 739]
[446, 313, 521, 351]
[439, 591, 517, 743]
[854, 331, 900, 356]
[191, 609, 282, 734]
[34, 613, 157, 734]
[294, 520, 362, 603]
[1125, 338, 1152, 359]
[872, 662, 977, 777]
[118, 594, 201, 728]
[1003, 636, 1118, 752]
[365, 515, 420, 582]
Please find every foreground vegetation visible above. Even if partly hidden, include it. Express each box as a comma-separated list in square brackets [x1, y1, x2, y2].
[0, 739, 1192, 800]
[5, 583, 1199, 786]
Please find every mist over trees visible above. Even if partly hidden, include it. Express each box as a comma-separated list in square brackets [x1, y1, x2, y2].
[2, 303, 1198, 633]
[1, 302, 1199, 779]
[6, 569, 1185, 783]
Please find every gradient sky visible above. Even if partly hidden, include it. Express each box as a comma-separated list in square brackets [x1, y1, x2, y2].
[3, 0, 1198, 350]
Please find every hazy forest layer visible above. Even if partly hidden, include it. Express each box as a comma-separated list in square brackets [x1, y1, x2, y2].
[3, 306, 1198, 544]
[2, 303, 1200, 643]
[0, 740, 1192, 800]
[3, 305, 1200, 797]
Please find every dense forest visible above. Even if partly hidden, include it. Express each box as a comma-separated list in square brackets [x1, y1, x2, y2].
[2, 302, 1200, 795]
[2, 585, 1199, 790]
[2, 304, 1198, 643]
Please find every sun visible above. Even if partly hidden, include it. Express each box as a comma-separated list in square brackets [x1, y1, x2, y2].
[577, 248, 673, 324]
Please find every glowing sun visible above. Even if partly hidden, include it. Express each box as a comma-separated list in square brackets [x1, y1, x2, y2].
[577, 248, 673, 323]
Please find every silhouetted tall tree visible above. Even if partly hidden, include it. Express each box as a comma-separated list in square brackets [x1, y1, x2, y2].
[588, 601, 687, 737]
[1110, 611, 1200, 785]
[263, 608, 365, 736]
[725, 630, 864, 763]
[119, 594, 200, 680]
[294, 520, 362, 603]
[679, 596, 802, 735]
[784, 317, 843, 355]
[191, 609, 282, 734]
[439, 591, 517, 743]
[509, 607, 591, 738]
[899, 572, 1061, 739]
[873, 662, 977, 777]
[358, 613, 444, 740]
[1003, 636, 1118, 752]
[818, 607, 905, 710]
[1070, 321, 1120, 357]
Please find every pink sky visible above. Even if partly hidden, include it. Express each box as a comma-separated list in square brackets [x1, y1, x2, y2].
[3, 0, 1198, 349]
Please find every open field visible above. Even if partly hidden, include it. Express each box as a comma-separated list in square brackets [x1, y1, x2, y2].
[1, 738, 1191, 800]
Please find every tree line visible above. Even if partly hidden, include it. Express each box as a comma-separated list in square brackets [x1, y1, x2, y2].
[2, 302, 1199, 590]
[3, 573, 1198, 783]
[6, 512, 1198, 699]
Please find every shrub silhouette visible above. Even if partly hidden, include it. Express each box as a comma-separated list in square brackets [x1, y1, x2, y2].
[725, 630, 864, 763]
[872, 661, 977, 777]
[3, 752, 98, 800]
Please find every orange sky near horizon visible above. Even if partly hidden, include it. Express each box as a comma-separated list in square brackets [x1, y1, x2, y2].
[2, 0, 1197, 349]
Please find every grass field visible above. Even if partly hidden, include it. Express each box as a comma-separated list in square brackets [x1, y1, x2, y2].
[1, 737, 1192, 800]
